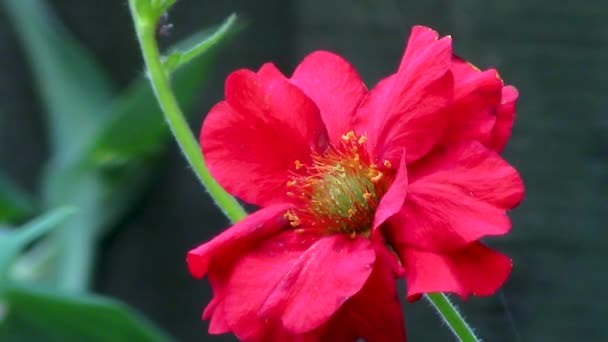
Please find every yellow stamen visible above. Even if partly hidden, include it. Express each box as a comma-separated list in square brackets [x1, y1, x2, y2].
[294, 160, 303, 170]
[347, 209, 356, 217]
[370, 171, 383, 183]
[284, 211, 301, 227]
[341, 131, 356, 141]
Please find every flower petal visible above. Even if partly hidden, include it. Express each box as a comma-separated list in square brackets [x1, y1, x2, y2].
[201, 67, 329, 206]
[398, 242, 512, 299]
[440, 58, 502, 146]
[186, 204, 291, 279]
[220, 230, 320, 340]
[206, 303, 230, 334]
[488, 85, 518, 152]
[322, 245, 406, 342]
[372, 153, 408, 230]
[388, 142, 523, 252]
[260, 234, 376, 333]
[290, 51, 368, 142]
[354, 26, 453, 165]
[409, 141, 524, 209]
[389, 185, 509, 253]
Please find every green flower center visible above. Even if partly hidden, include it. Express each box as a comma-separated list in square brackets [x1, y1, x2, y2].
[285, 132, 392, 237]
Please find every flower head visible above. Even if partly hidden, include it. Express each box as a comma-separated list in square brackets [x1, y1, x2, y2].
[187, 25, 524, 341]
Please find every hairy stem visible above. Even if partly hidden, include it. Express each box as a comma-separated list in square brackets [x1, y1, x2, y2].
[127, 2, 246, 223]
[426, 293, 480, 342]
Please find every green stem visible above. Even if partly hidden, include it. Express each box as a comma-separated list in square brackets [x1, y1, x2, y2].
[127, 2, 246, 223]
[425, 293, 480, 342]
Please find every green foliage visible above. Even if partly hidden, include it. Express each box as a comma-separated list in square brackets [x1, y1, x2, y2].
[5, 0, 115, 165]
[0, 208, 74, 292]
[163, 14, 238, 75]
[0, 173, 36, 224]
[1, 0, 237, 339]
[0, 285, 173, 342]
[4, 0, 221, 291]
[86, 48, 210, 164]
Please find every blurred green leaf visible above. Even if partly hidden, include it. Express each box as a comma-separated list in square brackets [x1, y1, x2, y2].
[0, 208, 74, 292]
[4, 0, 224, 291]
[0, 284, 174, 342]
[3, 0, 115, 164]
[163, 14, 237, 75]
[85, 52, 212, 165]
[0, 173, 36, 224]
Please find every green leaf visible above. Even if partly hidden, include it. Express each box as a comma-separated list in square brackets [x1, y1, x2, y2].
[0, 173, 36, 224]
[163, 14, 237, 74]
[32, 14, 219, 291]
[0, 284, 173, 342]
[0, 208, 74, 291]
[85, 31, 217, 164]
[3, 0, 115, 163]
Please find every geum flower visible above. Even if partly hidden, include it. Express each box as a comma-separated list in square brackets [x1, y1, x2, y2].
[187, 26, 524, 341]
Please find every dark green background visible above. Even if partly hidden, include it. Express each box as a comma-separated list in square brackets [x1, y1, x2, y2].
[1, 0, 606, 341]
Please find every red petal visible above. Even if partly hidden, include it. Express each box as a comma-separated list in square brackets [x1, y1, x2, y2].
[488, 85, 518, 152]
[440, 58, 502, 146]
[322, 245, 406, 342]
[218, 232, 375, 339]
[398, 242, 512, 299]
[410, 142, 524, 209]
[260, 234, 375, 333]
[186, 204, 290, 279]
[201, 67, 329, 207]
[354, 26, 453, 165]
[220, 230, 320, 340]
[206, 303, 230, 334]
[290, 51, 368, 142]
[372, 153, 408, 230]
[389, 142, 523, 252]
[258, 62, 286, 80]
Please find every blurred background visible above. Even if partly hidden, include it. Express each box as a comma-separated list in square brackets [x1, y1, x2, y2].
[0, 0, 606, 341]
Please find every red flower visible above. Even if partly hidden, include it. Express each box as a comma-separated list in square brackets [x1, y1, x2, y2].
[187, 26, 524, 341]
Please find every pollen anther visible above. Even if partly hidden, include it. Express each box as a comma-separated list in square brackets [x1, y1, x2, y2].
[285, 131, 392, 237]
[294, 160, 303, 170]
[284, 211, 301, 227]
[368, 168, 380, 179]
[341, 131, 357, 141]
